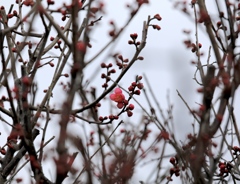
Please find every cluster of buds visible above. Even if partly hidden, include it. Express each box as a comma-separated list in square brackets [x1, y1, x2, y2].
[100, 63, 116, 89]
[128, 33, 141, 47]
[98, 114, 119, 122]
[109, 20, 116, 37]
[7, 10, 18, 19]
[191, 43, 202, 53]
[167, 156, 183, 181]
[128, 75, 144, 96]
[58, 7, 69, 21]
[50, 36, 63, 50]
[183, 38, 203, 56]
[109, 76, 143, 117]
[218, 162, 232, 177]
[125, 104, 134, 117]
[232, 146, 240, 155]
[116, 54, 129, 69]
[110, 88, 128, 109]
[106, 76, 143, 120]
[182, 133, 197, 151]
[149, 14, 162, 31]
[157, 130, 170, 141]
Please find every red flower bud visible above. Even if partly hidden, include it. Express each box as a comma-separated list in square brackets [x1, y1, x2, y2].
[8, 14, 14, 19]
[130, 33, 138, 40]
[154, 14, 162, 21]
[152, 24, 161, 30]
[128, 104, 134, 110]
[127, 110, 133, 117]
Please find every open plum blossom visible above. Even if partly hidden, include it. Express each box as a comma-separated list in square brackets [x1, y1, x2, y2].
[110, 88, 127, 109]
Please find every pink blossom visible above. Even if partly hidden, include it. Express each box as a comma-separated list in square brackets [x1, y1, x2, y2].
[110, 88, 126, 109]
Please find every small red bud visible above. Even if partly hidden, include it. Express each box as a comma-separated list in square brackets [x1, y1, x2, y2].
[109, 30, 115, 37]
[102, 83, 108, 88]
[152, 24, 161, 30]
[28, 41, 32, 49]
[131, 82, 137, 86]
[49, 62, 54, 67]
[47, 0, 55, 5]
[128, 40, 134, 44]
[154, 14, 162, 21]
[118, 55, 123, 60]
[170, 157, 175, 165]
[64, 73, 69, 78]
[128, 104, 134, 110]
[128, 86, 134, 91]
[109, 114, 114, 120]
[127, 110, 133, 117]
[134, 90, 141, 95]
[130, 33, 138, 39]
[138, 56, 144, 60]
[138, 76, 142, 80]
[197, 88, 203, 93]
[137, 83, 144, 89]
[8, 14, 14, 19]
[62, 16, 66, 21]
[12, 47, 17, 52]
[101, 73, 106, 78]
[101, 63, 106, 68]
[13, 10, 18, 16]
[76, 41, 86, 53]
[110, 69, 116, 73]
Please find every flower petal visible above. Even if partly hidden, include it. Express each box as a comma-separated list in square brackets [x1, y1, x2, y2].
[115, 88, 122, 94]
[110, 94, 115, 101]
[117, 102, 124, 109]
[114, 94, 125, 102]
